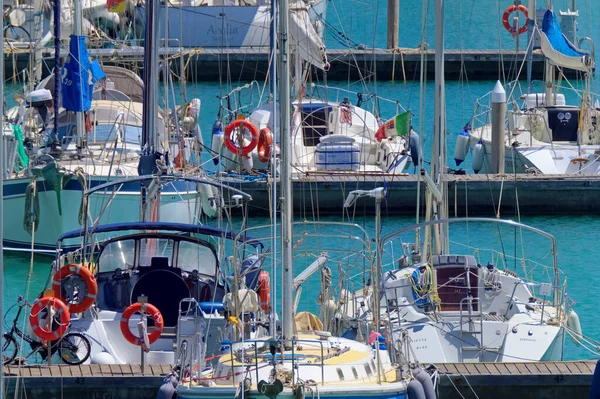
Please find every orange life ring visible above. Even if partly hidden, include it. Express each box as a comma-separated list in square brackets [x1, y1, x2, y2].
[502, 5, 528, 35]
[257, 128, 273, 162]
[52, 263, 98, 314]
[29, 297, 71, 341]
[120, 302, 164, 346]
[224, 119, 259, 156]
[257, 271, 270, 312]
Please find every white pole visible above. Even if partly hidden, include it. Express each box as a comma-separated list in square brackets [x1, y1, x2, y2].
[1, 1, 5, 392]
[279, 0, 294, 344]
[491, 81, 507, 174]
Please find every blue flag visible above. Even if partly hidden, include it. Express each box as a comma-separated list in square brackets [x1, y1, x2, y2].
[62, 35, 105, 112]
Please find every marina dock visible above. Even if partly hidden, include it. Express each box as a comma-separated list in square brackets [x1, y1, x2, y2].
[3, 47, 552, 81]
[232, 173, 600, 216]
[3, 361, 596, 398]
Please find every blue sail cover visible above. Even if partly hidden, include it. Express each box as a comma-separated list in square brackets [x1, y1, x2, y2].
[62, 35, 106, 112]
[542, 10, 587, 58]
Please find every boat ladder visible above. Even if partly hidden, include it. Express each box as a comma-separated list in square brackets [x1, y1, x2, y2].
[459, 296, 483, 362]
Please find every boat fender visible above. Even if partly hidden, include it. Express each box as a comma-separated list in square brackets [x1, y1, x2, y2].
[414, 367, 436, 399]
[472, 141, 485, 174]
[257, 379, 284, 397]
[409, 131, 420, 166]
[453, 128, 471, 166]
[407, 379, 426, 399]
[156, 373, 178, 399]
[590, 360, 600, 399]
[90, 352, 117, 364]
[198, 183, 218, 218]
[567, 310, 582, 346]
[211, 120, 223, 165]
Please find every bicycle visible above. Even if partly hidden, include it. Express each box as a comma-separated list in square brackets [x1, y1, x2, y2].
[2, 295, 91, 366]
[3, 6, 31, 51]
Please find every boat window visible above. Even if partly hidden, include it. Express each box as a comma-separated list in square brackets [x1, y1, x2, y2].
[98, 239, 136, 273]
[178, 241, 217, 276]
[351, 367, 359, 379]
[364, 364, 372, 376]
[336, 368, 344, 381]
[89, 124, 141, 145]
[139, 238, 174, 267]
[301, 104, 331, 147]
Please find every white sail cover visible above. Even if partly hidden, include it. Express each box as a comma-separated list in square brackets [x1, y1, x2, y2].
[538, 9, 593, 73]
[290, 1, 328, 71]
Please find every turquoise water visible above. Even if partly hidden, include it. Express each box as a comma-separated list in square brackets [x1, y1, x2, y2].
[4, 1, 600, 363]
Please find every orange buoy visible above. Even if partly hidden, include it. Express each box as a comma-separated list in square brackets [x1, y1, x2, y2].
[52, 263, 98, 314]
[224, 119, 259, 156]
[120, 302, 164, 346]
[257, 128, 273, 162]
[29, 297, 71, 341]
[502, 5, 528, 35]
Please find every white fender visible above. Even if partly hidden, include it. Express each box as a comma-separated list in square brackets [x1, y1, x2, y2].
[198, 183, 218, 218]
[453, 133, 470, 166]
[472, 141, 485, 174]
[567, 310, 582, 346]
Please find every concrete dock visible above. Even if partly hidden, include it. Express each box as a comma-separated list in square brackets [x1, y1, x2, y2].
[3, 47, 553, 82]
[3, 360, 596, 398]
[226, 173, 600, 216]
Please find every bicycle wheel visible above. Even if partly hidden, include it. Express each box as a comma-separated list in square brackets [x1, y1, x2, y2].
[58, 333, 91, 365]
[4, 25, 31, 48]
[3, 334, 19, 365]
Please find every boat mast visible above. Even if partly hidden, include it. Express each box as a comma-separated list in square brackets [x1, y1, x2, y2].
[74, 0, 84, 156]
[526, 0, 536, 94]
[431, 0, 448, 254]
[279, 0, 294, 344]
[269, 0, 278, 338]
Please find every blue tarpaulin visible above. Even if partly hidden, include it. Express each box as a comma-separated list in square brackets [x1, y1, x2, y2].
[542, 10, 588, 58]
[62, 35, 106, 112]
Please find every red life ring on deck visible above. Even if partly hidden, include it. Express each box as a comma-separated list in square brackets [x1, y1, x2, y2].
[224, 119, 259, 156]
[257, 271, 271, 312]
[52, 263, 98, 314]
[29, 297, 71, 341]
[257, 128, 273, 162]
[120, 302, 164, 346]
[502, 5, 528, 35]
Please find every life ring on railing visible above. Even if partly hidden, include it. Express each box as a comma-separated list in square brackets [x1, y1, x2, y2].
[257, 128, 273, 162]
[257, 271, 271, 311]
[29, 297, 71, 341]
[52, 263, 98, 314]
[502, 5, 528, 35]
[120, 302, 164, 346]
[224, 119, 259, 156]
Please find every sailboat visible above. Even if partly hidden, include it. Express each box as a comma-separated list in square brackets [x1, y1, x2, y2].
[172, 2, 428, 399]
[348, 0, 576, 364]
[461, 1, 599, 174]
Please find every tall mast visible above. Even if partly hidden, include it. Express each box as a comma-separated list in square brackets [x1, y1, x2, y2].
[269, 0, 278, 338]
[0, 3, 5, 395]
[279, 0, 294, 343]
[74, 0, 84, 156]
[141, 0, 160, 152]
[527, 0, 536, 93]
[431, 0, 448, 254]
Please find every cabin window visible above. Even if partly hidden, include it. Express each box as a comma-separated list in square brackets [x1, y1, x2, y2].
[336, 368, 344, 381]
[301, 104, 331, 147]
[351, 367, 359, 379]
[139, 238, 174, 267]
[365, 364, 372, 376]
[98, 239, 136, 273]
[178, 241, 217, 276]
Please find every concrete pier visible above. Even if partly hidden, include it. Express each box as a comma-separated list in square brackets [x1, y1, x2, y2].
[3, 47, 555, 82]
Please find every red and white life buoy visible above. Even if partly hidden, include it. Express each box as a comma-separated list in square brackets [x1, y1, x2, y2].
[120, 302, 164, 346]
[29, 297, 71, 341]
[257, 128, 273, 163]
[257, 271, 271, 312]
[502, 5, 528, 35]
[224, 119, 259, 156]
[52, 263, 98, 314]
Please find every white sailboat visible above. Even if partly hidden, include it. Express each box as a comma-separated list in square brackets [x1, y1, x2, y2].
[462, 1, 600, 175]
[347, 0, 576, 364]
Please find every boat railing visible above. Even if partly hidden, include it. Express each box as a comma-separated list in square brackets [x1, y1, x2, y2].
[503, 279, 567, 324]
[220, 81, 264, 122]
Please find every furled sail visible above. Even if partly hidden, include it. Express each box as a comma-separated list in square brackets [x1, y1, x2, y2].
[539, 9, 593, 72]
[290, 1, 329, 71]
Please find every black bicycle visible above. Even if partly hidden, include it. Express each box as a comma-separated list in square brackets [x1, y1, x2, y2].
[3, 295, 91, 366]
